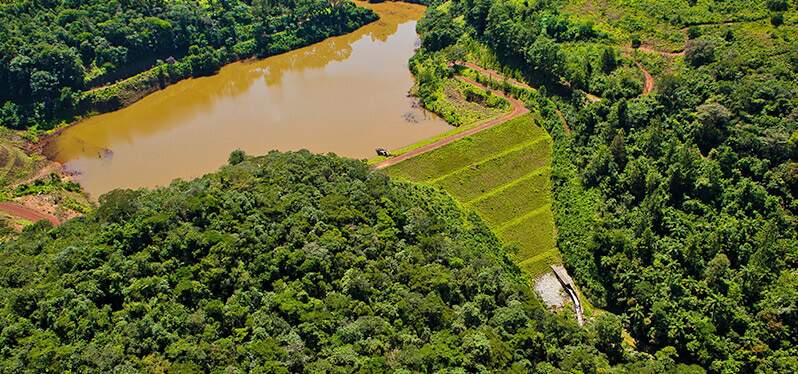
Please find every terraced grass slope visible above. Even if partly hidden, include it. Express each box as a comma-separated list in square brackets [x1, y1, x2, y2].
[385, 114, 559, 276]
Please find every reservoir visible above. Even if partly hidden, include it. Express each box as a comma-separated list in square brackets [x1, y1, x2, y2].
[45, 2, 449, 197]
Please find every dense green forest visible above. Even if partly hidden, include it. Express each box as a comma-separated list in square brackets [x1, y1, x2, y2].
[0, 0, 375, 129]
[413, 0, 798, 371]
[1, 0, 797, 371]
[0, 151, 704, 372]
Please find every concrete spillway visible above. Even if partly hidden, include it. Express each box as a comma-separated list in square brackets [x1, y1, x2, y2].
[551, 265, 584, 326]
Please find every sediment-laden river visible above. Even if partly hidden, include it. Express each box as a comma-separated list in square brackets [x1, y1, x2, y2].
[45, 2, 448, 197]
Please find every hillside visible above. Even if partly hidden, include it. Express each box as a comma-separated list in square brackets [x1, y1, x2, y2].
[405, 0, 798, 370]
[0, 128, 90, 235]
[385, 114, 559, 277]
[0, 0, 796, 371]
[0, 151, 705, 371]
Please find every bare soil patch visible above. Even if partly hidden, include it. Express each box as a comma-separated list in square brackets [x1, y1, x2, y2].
[535, 272, 568, 309]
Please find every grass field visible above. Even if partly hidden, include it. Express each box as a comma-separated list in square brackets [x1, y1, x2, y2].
[386, 114, 545, 179]
[384, 113, 558, 276]
[0, 129, 38, 188]
[438, 79, 510, 125]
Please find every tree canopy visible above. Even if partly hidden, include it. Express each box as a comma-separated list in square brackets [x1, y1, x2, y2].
[0, 151, 696, 372]
[411, 0, 798, 371]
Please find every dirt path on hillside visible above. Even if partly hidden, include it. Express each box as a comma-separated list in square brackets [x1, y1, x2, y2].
[679, 16, 769, 30]
[372, 72, 529, 170]
[461, 61, 606, 102]
[11, 160, 63, 188]
[461, 61, 577, 135]
[636, 61, 655, 95]
[457, 61, 534, 90]
[619, 50, 661, 96]
[373, 56, 652, 169]
[555, 109, 571, 134]
[0, 201, 59, 226]
[626, 45, 686, 57]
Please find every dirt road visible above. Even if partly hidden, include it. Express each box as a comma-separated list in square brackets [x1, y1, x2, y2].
[372, 71, 529, 170]
[632, 46, 686, 57]
[457, 61, 534, 90]
[556, 109, 571, 134]
[0, 201, 59, 226]
[636, 61, 655, 95]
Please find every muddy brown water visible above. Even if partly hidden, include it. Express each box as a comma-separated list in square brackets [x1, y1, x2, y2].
[45, 2, 449, 198]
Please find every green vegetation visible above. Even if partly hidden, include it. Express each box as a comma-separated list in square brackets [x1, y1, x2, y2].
[10, 173, 80, 197]
[388, 114, 544, 178]
[0, 151, 692, 372]
[428, 78, 509, 127]
[386, 114, 559, 277]
[562, 0, 767, 51]
[0, 0, 796, 371]
[411, 0, 798, 370]
[369, 59, 537, 165]
[0, 128, 92, 231]
[0, 130, 37, 187]
[0, 216, 22, 235]
[411, 59, 508, 127]
[0, 0, 376, 129]
[432, 137, 549, 201]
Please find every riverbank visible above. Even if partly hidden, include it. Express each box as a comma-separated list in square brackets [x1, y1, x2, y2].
[41, 1, 448, 198]
[4, 1, 415, 234]
[0, 130, 90, 236]
[372, 72, 528, 169]
[36, 2, 378, 142]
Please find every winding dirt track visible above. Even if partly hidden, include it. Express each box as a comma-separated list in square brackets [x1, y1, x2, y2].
[556, 109, 571, 134]
[458, 61, 533, 90]
[372, 71, 529, 170]
[636, 61, 655, 95]
[456, 62, 574, 135]
[625, 46, 686, 57]
[0, 202, 59, 226]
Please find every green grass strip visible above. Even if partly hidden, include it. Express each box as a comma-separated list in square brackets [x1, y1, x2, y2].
[468, 170, 551, 227]
[384, 114, 545, 181]
[516, 248, 562, 277]
[465, 166, 551, 206]
[427, 134, 549, 185]
[433, 139, 550, 202]
[498, 207, 556, 260]
[496, 203, 551, 233]
[518, 248, 560, 267]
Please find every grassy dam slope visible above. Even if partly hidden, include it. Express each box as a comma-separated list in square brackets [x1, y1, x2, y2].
[384, 113, 559, 276]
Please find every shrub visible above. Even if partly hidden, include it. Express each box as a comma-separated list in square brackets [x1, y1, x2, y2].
[685, 39, 716, 66]
[631, 35, 642, 48]
[228, 149, 246, 165]
[771, 12, 784, 27]
[687, 26, 702, 39]
[767, 0, 789, 11]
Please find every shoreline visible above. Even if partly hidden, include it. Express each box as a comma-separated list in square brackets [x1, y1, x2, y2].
[35, 0, 433, 200]
[35, 1, 386, 156]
